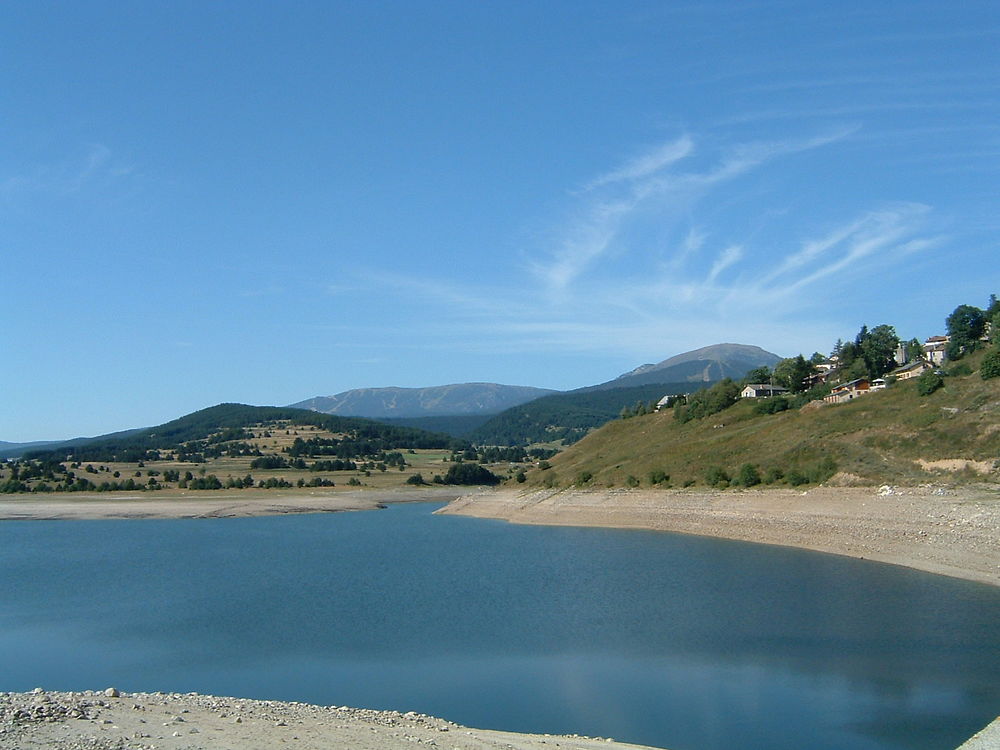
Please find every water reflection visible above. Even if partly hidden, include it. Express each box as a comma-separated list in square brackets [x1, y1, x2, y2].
[0, 503, 997, 750]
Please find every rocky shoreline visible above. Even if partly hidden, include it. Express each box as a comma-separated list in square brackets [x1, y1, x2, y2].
[437, 484, 1000, 587]
[0, 689, 660, 750]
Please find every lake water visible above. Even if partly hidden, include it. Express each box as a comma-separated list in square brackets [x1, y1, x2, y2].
[1, 502, 998, 750]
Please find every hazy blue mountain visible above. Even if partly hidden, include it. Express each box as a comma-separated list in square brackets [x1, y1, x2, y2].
[0, 439, 67, 459]
[0, 429, 146, 460]
[290, 383, 557, 419]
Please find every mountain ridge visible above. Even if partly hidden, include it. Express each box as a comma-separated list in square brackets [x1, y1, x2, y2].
[587, 343, 781, 392]
[289, 383, 557, 419]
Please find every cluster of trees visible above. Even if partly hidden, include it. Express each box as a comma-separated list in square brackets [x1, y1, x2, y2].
[286, 436, 425, 460]
[946, 295, 1000, 381]
[309, 459, 357, 472]
[946, 295, 1000, 359]
[620, 400, 661, 419]
[703, 457, 837, 488]
[471, 446, 558, 463]
[442, 462, 501, 485]
[673, 379, 741, 423]
[404, 462, 502, 486]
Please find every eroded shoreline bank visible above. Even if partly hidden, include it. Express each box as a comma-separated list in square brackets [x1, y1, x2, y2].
[437, 485, 1000, 587]
[0, 486, 463, 521]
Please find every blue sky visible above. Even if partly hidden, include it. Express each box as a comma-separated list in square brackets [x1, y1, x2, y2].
[2, 1, 998, 441]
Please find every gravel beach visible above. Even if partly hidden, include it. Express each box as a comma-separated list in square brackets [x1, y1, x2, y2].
[0, 689, 659, 750]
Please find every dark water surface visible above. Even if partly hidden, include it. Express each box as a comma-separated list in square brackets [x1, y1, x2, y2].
[1, 502, 998, 750]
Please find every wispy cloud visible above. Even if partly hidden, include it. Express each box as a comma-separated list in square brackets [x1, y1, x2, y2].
[529, 126, 857, 292]
[756, 203, 936, 294]
[334, 128, 945, 371]
[706, 245, 743, 284]
[0, 144, 131, 199]
[584, 135, 694, 190]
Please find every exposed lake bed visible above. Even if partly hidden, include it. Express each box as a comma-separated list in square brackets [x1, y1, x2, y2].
[2, 492, 999, 749]
[440, 484, 1000, 586]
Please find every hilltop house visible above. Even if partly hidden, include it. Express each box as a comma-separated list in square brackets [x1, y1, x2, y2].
[656, 394, 686, 410]
[824, 378, 871, 404]
[923, 335, 949, 365]
[740, 384, 790, 399]
[889, 359, 934, 381]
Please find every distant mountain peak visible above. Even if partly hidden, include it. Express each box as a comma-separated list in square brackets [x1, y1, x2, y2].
[616, 363, 658, 379]
[592, 343, 781, 392]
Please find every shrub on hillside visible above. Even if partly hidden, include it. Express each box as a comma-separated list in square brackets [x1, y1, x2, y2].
[786, 469, 809, 486]
[947, 363, 972, 377]
[754, 397, 789, 415]
[981, 349, 1000, 380]
[405, 473, 426, 485]
[916, 370, 944, 396]
[647, 470, 669, 485]
[737, 463, 761, 487]
[704, 466, 730, 487]
[764, 467, 784, 484]
[809, 456, 838, 484]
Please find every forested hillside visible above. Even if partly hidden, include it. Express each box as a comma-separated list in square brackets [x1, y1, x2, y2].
[469, 383, 694, 446]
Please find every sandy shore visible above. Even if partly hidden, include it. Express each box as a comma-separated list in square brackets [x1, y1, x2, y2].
[437, 485, 1000, 587]
[0, 486, 464, 521]
[0, 689, 660, 750]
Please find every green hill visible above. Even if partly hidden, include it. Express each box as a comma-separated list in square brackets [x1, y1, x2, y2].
[528, 355, 1000, 488]
[25, 403, 466, 463]
[468, 382, 695, 446]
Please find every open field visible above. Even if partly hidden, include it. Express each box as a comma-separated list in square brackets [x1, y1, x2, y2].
[0, 417, 536, 495]
[439, 484, 1000, 587]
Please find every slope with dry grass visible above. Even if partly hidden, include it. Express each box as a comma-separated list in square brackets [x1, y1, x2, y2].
[528, 355, 1000, 489]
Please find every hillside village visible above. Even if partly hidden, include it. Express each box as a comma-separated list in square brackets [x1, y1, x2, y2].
[741, 333, 959, 406]
[540, 295, 1000, 490]
[664, 296, 1000, 413]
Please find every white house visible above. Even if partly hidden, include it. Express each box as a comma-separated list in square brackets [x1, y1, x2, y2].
[740, 384, 789, 399]
[923, 335, 949, 365]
